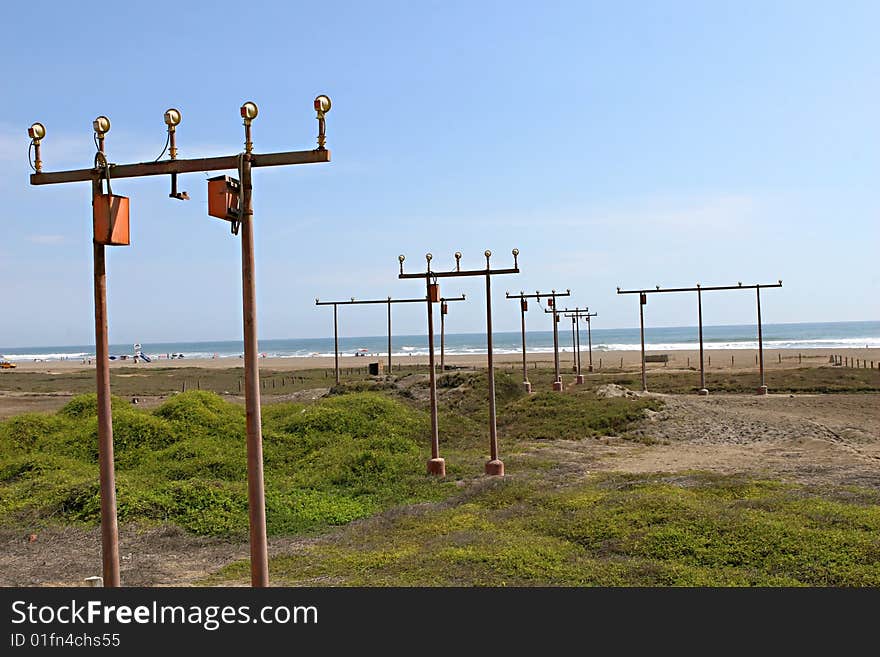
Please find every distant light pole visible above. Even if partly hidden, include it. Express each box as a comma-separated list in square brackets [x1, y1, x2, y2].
[316, 294, 465, 381]
[616, 281, 783, 394]
[505, 290, 568, 393]
[438, 294, 466, 371]
[541, 289, 572, 391]
[400, 250, 519, 476]
[563, 308, 597, 384]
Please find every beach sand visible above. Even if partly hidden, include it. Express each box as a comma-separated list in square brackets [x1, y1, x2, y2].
[7, 347, 880, 374]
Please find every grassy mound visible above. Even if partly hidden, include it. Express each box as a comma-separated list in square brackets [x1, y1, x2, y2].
[0, 391, 448, 537]
[499, 392, 663, 441]
[0, 382, 662, 542]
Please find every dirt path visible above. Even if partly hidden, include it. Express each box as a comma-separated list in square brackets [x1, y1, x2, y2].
[0, 524, 327, 587]
[533, 393, 880, 489]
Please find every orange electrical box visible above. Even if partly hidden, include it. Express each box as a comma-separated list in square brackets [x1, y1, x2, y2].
[208, 175, 241, 221]
[93, 194, 130, 246]
[547, 298, 554, 307]
[441, 301, 448, 315]
[428, 283, 440, 302]
[521, 299, 528, 311]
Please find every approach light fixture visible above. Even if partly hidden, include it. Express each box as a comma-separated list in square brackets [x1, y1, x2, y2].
[93, 115, 111, 135]
[314, 95, 331, 113]
[240, 101, 259, 122]
[28, 122, 46, 140]
[164, 108, 182, 127]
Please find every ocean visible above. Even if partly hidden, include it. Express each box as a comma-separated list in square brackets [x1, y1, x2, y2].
[1, 321, 878, 363]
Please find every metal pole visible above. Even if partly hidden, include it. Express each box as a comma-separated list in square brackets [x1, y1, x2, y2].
[425, 276, 444, 475]
[333, 303, 339, 385]
[570, 316, 577, 371]
[239, 154, 269, 587]
[587, 315, 593, 372]
[387, 299, 392, 374]
[520, 299, 530, 392]
[698, 287, 707, 395]
[440, 303, 446, 371]
[485, 269, 503, 475]
[552, 299, 562, 391]
[91, 163, 120, 587]
[639, 295, 647, 392]
[757, 286, 767, 394]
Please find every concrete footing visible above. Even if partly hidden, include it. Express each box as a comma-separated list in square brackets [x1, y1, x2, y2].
[757, 385, 769, 396]
[485, 459, 504, 476]
[523, 381, 532, 394]
[698, 388, 709, 396]
[427, 457, 446, 476]
[552, 380, 563, 392]
[576, 375, 585, 385]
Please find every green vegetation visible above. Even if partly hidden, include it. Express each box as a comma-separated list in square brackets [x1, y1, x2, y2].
[499, 392, 663, 441]
[0, 374, 658, 540]
[3, 364, 876, 586]
[598, 366, 880, 395]
[207, 472, 880, 587]
[0, 391, 451, 537]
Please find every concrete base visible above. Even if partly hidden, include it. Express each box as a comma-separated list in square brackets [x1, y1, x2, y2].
[523, 381, 532, 394]
[552, 380, 563, 392]
[426, 457, 446, 477]
[698, 388, 709, 396]
[575, 374, 585, 385]
[485, 459, 505, 476]
[756, 385, 769, 396]
[587, 366, 593, 372]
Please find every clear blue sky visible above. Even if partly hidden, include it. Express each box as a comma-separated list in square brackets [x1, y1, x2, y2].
[1, 1, 877, 347]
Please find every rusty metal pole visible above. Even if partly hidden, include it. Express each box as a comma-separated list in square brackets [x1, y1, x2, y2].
[520, 298, 530, 393]
[28, 100, 332, 591]
[387, 298, 392, 374]
[484, 259, 503, 476]
[239, 153, 269, 587]
[756, 286, 767, 395]
[639, 293, 647, 392]
[425, 272, 444, 476]
[587, 314, 593, 372]
[91, 132, 120, 587]
[698, 286, 708, 395]
[440, 301, 446, 371]
[575, 313, 584, 384]
[552, 296, 562, 391]
[333, 303, 340, 385]
[570, 315, 577, 372]
[401, 252, 517, 474]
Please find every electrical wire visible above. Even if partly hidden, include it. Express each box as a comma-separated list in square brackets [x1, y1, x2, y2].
[154, 131, 170, 162]
[28, 140, 36, 172]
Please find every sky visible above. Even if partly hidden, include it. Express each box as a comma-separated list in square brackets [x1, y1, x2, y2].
[1, 1, 878, 347]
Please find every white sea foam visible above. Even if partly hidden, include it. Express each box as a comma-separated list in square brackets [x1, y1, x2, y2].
[1, 352, 90, 362]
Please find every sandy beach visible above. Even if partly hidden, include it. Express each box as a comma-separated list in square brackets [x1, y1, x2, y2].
[6, 347, 879, 374]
